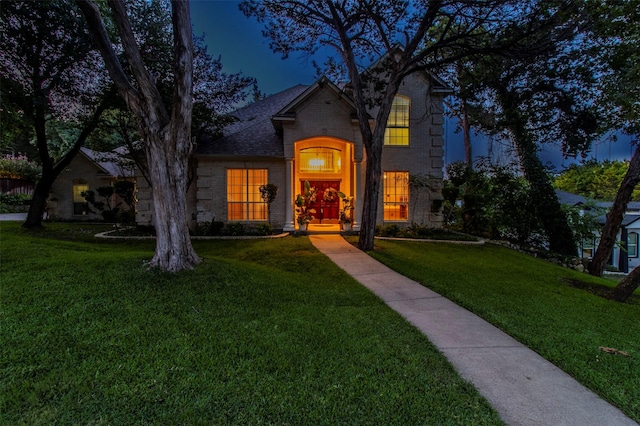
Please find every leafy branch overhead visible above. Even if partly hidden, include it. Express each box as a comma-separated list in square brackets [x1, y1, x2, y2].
[241, 0, 597, 252]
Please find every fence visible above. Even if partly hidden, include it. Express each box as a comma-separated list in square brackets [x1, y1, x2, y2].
[1, 178, 34, 195]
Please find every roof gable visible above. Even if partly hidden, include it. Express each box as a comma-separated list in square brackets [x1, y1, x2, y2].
[196, 84, 308, 157]
[80, 147, 133, 178]
[272, 76, 357, 124]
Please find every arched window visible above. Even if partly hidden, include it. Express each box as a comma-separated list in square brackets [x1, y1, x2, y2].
[628, 232, 638, 258]
[384, 95, 410, 146]
[72, 179, 89, 215]
[299, 147, 341, 173]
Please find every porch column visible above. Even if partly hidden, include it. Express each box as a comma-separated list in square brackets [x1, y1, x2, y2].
[353, 160, 362, 231]
[283, 158, 295, 231]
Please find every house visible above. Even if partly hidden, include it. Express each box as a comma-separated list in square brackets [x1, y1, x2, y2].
[47, 147, 135, 220]
[135, 71, 451, 232]
[556, 189, 640, 273]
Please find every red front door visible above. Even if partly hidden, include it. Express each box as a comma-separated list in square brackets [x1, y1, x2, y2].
[303, 181, 340, 223]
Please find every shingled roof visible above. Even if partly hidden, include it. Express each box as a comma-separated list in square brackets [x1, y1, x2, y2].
[196, 84, 309, 157]
[80, 147, 134, 178]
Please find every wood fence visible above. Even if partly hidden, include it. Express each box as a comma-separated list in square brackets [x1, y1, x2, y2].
[1, 178, 34, 195]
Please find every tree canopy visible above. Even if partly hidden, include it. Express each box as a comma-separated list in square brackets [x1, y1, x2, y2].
[554, 160, 640, 202]
[242, 0, 584, 251]
[1, 0, 113, 228]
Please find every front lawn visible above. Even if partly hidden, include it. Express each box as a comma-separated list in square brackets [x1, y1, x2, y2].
[0, 223, 501, 425]
[365, 238, 640, 422]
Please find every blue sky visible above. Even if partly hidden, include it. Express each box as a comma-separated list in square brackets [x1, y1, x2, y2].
[188, 0, 634, 169]
[190, 0, 319, 95]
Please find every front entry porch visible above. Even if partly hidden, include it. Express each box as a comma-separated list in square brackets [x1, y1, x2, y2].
[307, 223, 341, 233]
[283, 136, 363, 232]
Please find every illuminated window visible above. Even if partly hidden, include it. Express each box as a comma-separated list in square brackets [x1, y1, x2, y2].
[384, 95, 410, 146]
[581, 238, 595, 259]
[72, 179, 89, 215]
[227, 169, 268, 221]
[629, 232, 638, 258]
[299, 148, 341, 173]
[383, 171, 409, 221]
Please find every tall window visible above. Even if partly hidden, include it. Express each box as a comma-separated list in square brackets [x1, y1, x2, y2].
[227, 169, 268, 221]
[72, 179, 89, 215]
[383, 171, 409, 221]
[628, 232, 638, 258]
[384, 95, 410, 146]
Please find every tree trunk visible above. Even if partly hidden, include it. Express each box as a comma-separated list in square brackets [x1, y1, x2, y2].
[23, 179, 51, 228]
[22, 85, 111, 229]
[588, 145, 640, 276]
[461, 99, 472, 166]
[514, 133, 576, 255]
[146, 136, 199, 271]
[358, 138, 382, 251]
[499, 91, 576, 256]
[78, 0, 201, 272]
[609, 265, 640, 302]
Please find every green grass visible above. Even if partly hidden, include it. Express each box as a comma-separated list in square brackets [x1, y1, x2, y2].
[1, 223, 502, 425]
[363, 238, 640, 422]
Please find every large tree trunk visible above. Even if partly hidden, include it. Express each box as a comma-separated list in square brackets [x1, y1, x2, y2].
[23, 179, 51, 228]
[358, 136, 382, 251]
[609, 265, 640, 302]
[588, 145, 640, 276]
[612, 277, 640, 302]
[499, 91, 576, 256]
[514, 133, 576, 255]
[146, 136, 199, 271]
[78, 0, 201, 271]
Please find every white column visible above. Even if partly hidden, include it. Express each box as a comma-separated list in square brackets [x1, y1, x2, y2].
[353, 160, 362, 231]
[283, 158, 295, 231]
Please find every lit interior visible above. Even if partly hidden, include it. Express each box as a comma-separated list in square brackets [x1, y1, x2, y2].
[383, 171, 409, 221]
[300, 148, 341, 173]
[227, 169, 268, 221]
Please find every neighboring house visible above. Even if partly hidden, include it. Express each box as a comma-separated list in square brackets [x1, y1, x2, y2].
[556, 189, 640, 273]
[48, 147, 135, 220]
[135, 70, 451, 232]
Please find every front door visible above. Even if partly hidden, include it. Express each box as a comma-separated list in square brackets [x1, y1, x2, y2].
[304, 181, 340, 223]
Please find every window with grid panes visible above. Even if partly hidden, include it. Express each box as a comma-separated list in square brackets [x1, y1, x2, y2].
[73, 179, 89, 215]
[227, 169, 268, 221]
[383, 171, 409, 221]
[629, 232, 638, 258]
[384, 95, 410, 146]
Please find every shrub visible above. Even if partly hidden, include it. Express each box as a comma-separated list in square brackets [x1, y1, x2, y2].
[194, 220, 224, 236]
[257, 223, 272, 236]
[376, 224, 400, 237]
[226, 222, 245, 236]
[0, 193, 31, 213]
[0, 154, 40, 181]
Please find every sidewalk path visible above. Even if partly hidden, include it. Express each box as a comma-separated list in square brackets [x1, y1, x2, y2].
[0, 213, 27, 221]
[310, 235, 637, 426]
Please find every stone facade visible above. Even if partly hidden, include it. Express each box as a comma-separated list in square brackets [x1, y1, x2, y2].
[376, 72, 446, 227]
[136, 71, 450, 231]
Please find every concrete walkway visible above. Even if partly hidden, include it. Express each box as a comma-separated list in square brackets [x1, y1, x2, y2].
[0, 213, 27, 221]
[309, 234, 637, 426]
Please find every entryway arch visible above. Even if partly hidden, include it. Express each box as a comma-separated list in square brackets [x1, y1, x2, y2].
[293, 136, 358, 228]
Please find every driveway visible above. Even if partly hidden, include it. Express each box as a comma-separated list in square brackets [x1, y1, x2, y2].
[0, 213, 27, 221]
